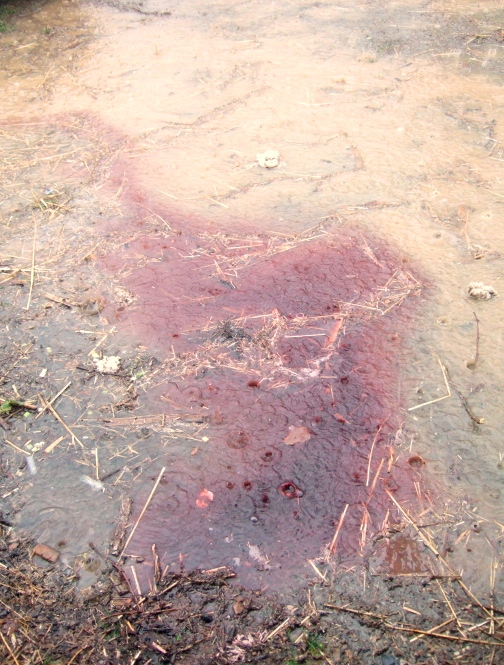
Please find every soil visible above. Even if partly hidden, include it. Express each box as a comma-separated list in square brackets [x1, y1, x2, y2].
[2, 528, 504, 665]
[1, 0, 504, 662]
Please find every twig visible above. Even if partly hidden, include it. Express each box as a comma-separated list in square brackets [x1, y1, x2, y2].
[3, 439, 27, 455]
[467, 312, 480, 370]
[44, 436, 64, 454]
[0, 630, 20, 665]
[366, 423, 385, 486]
[35, 382, 71, 419]
[87, 327, 116, 356]
[325, 603, 393, 621]
[410, 618, 454, 643]
[445, 367, 484, 425]
[383, 622, 504, 646]
[25, 216, 37, 311]
[308, 559, 328, 583]
[266, 616, 294, 641]
[130, 565, 142, 595]
[328, 503, 349, 555]
[408, 356, 451, 411]
[40, 396, 85, 448]
[120, 466, 166, 558]
[66, 644, 91, 665]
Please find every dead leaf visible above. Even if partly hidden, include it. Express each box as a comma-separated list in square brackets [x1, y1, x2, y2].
[233, 595, 245, 615]
[283, 426, 312, 446]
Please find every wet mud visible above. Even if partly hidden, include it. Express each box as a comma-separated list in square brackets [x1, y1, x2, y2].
[98, 206, 423, 588]
[1, 0, 504, 648]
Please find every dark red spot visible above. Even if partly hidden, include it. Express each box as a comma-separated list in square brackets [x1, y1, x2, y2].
[227, 431, 249, 449]
[408, 454, 425, 469]
[279, 481, 304, 499]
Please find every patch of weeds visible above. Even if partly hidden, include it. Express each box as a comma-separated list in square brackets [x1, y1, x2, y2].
[0, 5, 14, 33]
[43, 27, 52, 35]
[306, 633, 325, 657]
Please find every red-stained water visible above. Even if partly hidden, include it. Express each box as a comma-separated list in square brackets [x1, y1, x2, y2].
[99, 194, 424, 589]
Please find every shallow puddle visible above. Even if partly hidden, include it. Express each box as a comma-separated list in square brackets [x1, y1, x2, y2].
[1, 0, 504, 599]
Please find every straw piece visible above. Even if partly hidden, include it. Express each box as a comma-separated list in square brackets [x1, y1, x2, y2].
[3, 439, 27, 455]
[408, 356, 451, 411]
[25, 216, 37, 311]
[120, 467, 166, 558]
[35, 382, 71, 419]
[329, 503, 349, 554]
[40, 396, 85, 448]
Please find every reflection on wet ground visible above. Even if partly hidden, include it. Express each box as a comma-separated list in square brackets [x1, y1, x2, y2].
[1, 0, 504, 598]
[100, 222, 422, 588]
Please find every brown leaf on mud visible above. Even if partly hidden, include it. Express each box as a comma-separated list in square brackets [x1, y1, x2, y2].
[233, 595, 245, 615]
[283, 426, 312, 446]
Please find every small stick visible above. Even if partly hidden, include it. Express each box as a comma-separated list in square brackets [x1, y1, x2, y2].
[468, 312, 480, 370]
[35, 382, 71, 419]
[308, 559, 328, 583]
[66, 645, 91, 665]
[41, 396, 85, 448]
[367, 457, 385, 503]
[95, 447, 100, 481]
[266, 616, 293, 641]
[436, 579, 462, 629]
[410, 618, 454, 643]
[87, 326, 116, 357]
[120, 467, 166, 558]
[329, 503, 349, 554]
[325, 317, 343, 348]
[325, 604, 393, 621]
[3, 439, 27, 455]
[445, 367, 484, 425]
[25, 216, 37, 311]
[44, 436, 64, 454]
[0, 631, 20, 665]
[408, 356, 451, 411]
[152, 543, 161, 587]
[383, 622, 504, 646]
[130, 565, 142, 596]
[366, 424, 384, 486]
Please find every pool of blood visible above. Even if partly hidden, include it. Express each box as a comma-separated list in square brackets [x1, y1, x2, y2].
[100, 204, 423, 590]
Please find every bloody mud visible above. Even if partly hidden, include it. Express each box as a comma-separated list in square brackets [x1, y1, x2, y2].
[2, 0, 504, 661]
[98, 196, 424, 589]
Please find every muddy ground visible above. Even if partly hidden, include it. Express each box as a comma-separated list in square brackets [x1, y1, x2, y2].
[1, 0, 504, 662]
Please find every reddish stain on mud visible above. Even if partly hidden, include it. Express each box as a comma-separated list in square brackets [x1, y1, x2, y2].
[100, 194, 423, 589]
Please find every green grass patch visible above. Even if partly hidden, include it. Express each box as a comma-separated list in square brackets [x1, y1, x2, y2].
[0, 5, 15, 32]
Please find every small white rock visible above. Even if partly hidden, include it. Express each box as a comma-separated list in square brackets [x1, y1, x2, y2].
[256, 150, 279, 168]
[92, 355, 121, 374]
[468, 282, 498, 300]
